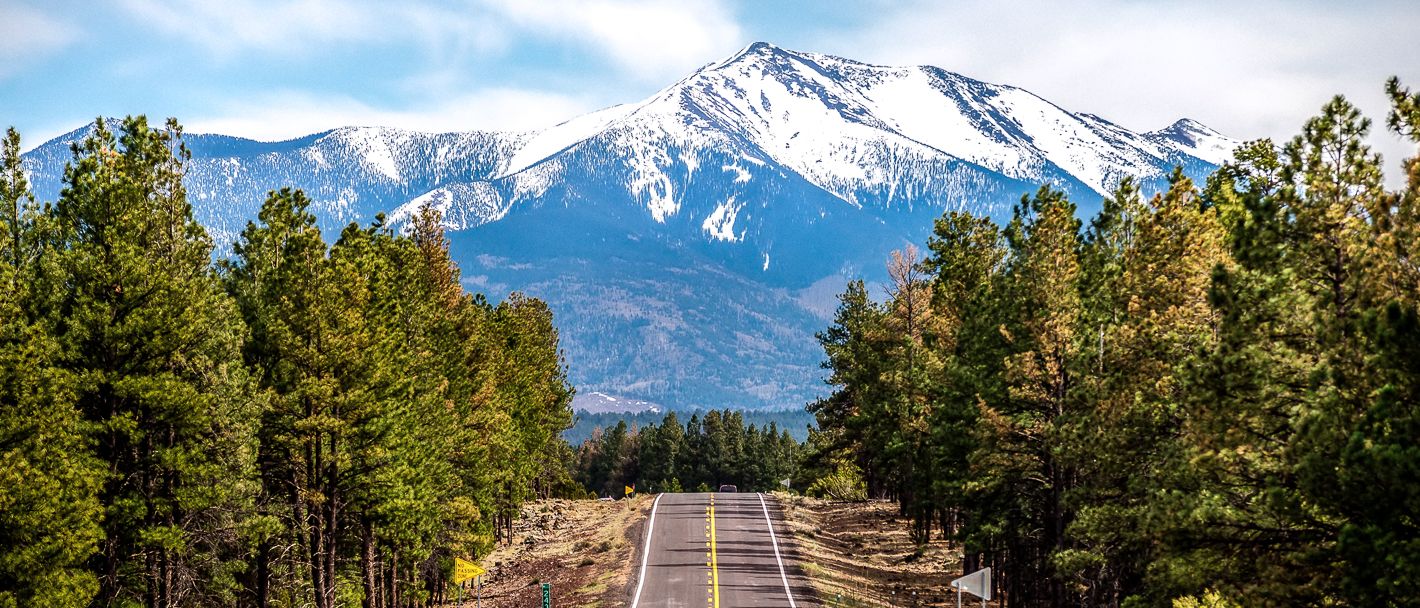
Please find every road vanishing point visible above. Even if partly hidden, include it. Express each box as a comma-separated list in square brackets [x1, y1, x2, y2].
[631, 492, 809, 608]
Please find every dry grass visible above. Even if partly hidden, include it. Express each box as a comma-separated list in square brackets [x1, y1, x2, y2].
[455, 496, 651, 608]
[775, 493, 992, 608]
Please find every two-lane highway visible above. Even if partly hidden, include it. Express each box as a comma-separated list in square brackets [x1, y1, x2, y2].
[631, 492, 802, 608]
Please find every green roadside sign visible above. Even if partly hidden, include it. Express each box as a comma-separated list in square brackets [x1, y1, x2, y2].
[542, 582, 551, 608]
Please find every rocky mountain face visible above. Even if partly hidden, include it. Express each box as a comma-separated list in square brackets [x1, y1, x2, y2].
[21, 42, 1237, 411]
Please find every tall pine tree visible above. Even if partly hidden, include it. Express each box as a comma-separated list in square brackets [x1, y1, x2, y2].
[0, 127, 105, 608]
[47, 117, 259, 607]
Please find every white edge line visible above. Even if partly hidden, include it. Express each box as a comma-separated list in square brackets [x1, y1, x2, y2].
[630, 493, 664, 608]
[757, 492, 798, 608]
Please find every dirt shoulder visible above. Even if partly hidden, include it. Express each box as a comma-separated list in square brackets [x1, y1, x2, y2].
[460, 496, 651, 608]
[775, 493, 976, 607]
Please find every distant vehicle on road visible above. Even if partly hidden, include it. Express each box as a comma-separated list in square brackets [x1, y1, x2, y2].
[718, 484, 737, 493]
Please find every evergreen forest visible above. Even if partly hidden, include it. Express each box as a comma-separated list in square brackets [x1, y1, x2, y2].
[0, 117, 578, 608]
[563, 407, 815, 444]
[570, 409, 803, 497]
[805, 80, 1420, 606]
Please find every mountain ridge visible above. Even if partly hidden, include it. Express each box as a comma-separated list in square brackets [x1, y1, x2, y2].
[20, 42, 1239, 410]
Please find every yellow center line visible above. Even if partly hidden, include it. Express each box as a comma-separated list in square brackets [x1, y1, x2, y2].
[708, 499, 720, 608]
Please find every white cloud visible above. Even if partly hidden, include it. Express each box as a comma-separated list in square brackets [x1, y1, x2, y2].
[0, 3, 80, 79]
[813, 0, 1420, 182]
[185, 88, 598, 140]
[114, 0, 507, 58]
[117, 0, 378, 55]
[480, 0, 744, 82]
[112, 0, 743, 83]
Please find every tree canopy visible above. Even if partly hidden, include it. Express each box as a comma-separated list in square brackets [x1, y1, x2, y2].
[807, 80, 1420, 607]
[0, 117, 576, 608]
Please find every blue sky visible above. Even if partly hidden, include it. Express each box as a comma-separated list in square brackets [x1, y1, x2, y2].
[3, 0, 1418, 170]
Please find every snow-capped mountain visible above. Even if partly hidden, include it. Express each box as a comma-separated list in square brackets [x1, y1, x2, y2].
[22, 123, 527, 245]
[21, 42, 1238, 410]
[394, 42, 1232, 232]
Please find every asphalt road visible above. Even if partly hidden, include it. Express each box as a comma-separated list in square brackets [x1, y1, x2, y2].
[631, 492, 808, 608]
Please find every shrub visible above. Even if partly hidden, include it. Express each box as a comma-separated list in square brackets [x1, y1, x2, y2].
[807, 461, 867, 501]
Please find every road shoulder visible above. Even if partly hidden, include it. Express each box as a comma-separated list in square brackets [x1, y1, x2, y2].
[474, 496, 651, 608]
[775, 493, 967, 607]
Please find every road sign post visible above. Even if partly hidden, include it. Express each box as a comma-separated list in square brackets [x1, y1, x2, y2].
[951, 567, 991, 608]
[542, 582, 552, 608]
[453, 557, 486, 608]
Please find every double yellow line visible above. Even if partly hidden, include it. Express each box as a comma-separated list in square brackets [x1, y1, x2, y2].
[706, 494, 720, 608]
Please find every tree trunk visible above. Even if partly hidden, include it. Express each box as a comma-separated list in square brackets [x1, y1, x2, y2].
[291, 469, 309, 608]
[385, 552, 396, 608]
[309, 515, 327, 608]
[326, 432, 340, 608]
[307, 429, 330, 608]
[361, 519, 376, 608]
[144, 430, 159, 608]
[255, 538, 271, 608]
[390, 550, 400, 608]
[146, 549, 158, 608]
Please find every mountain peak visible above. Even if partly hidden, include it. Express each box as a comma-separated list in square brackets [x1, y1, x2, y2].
[710, 41, 796, 71]
[1163, 117, 1215, 133]
[1148, 118, 1235, 164]
[741, 40, 778, 54]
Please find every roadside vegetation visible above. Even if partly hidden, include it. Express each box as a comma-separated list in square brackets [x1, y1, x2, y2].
[472, 497, 647, 608]
[804, 79, 1420, 607]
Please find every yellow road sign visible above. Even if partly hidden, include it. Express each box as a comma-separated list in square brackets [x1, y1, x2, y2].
[453, 557, 486, 584]
[625, 484, 635, 496]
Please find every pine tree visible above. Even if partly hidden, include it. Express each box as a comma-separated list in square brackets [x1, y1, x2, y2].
[1059, 172, 1227, 607]
[0, 127, 105, 608]
[918, 211, 1006, 546]
[982, 186, 1082, 606]
[226, 187, 342, 608]
[47, 117, 258, 607]
[639, 411, 683, 492]
[1160, 96, 1386, 605]
[1326, 78, 1420, 607]
[809, 280, 891, 495]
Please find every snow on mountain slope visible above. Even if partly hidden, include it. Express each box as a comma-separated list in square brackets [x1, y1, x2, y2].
[483, 42, 1238, 217]
[330, 127, 406, 182]
[501, 103, 638, 178]
[382, 42, 1238, 296]
[389, 44, 1240, 252]
[24, 124, 527, 245]
[389, 182, 508, 230]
